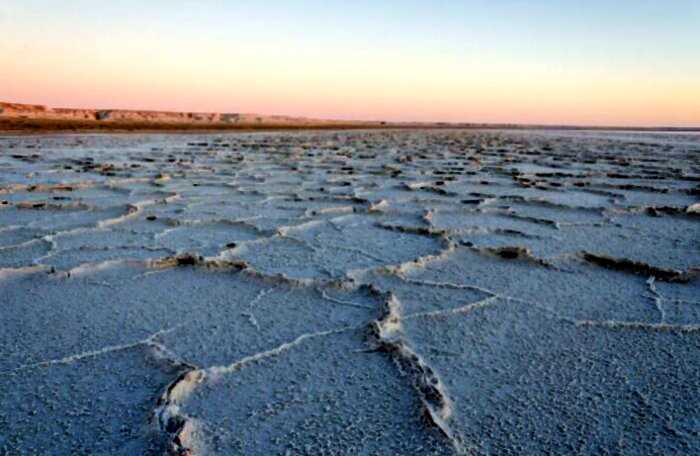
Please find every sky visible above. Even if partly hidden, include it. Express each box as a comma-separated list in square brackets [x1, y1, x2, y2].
[1, 1, 699, 127]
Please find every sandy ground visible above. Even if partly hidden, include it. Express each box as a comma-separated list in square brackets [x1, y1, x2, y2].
[0, 129, 699, 455]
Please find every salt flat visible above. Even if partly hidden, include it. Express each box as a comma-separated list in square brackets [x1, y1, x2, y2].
[0, 129, 699, 455]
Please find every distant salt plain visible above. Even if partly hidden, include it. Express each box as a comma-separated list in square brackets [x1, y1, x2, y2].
[1, 129, 698, 455]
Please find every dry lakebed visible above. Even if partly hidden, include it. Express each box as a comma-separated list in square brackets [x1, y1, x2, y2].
[1, 129, 699, 455]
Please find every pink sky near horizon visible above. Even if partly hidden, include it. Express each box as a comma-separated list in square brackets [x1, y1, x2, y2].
[4, 65, 698, 127]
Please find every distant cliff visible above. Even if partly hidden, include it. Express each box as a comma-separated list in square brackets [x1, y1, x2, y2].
[0, 101, 385, 129]
[1, 101, 697, 132]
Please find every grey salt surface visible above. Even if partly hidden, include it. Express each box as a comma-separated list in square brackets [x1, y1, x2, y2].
[0, 129, 699, 455]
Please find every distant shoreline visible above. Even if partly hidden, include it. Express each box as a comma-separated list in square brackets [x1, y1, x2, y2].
[1, 118, 698, 136]
[1, 101, 698, 134]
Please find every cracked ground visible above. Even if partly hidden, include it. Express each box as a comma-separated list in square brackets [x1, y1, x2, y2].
[1, 129, 699, 455]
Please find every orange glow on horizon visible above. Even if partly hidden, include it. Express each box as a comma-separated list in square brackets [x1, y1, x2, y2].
[2, 28, 698, 128]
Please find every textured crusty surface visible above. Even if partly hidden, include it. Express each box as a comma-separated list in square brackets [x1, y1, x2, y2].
[0, 129, 699, 455]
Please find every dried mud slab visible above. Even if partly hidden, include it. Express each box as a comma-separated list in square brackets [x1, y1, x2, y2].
[1, 129, 698, 455]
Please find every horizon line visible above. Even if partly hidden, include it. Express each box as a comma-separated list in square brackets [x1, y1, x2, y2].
[1, 99, 699, 132]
